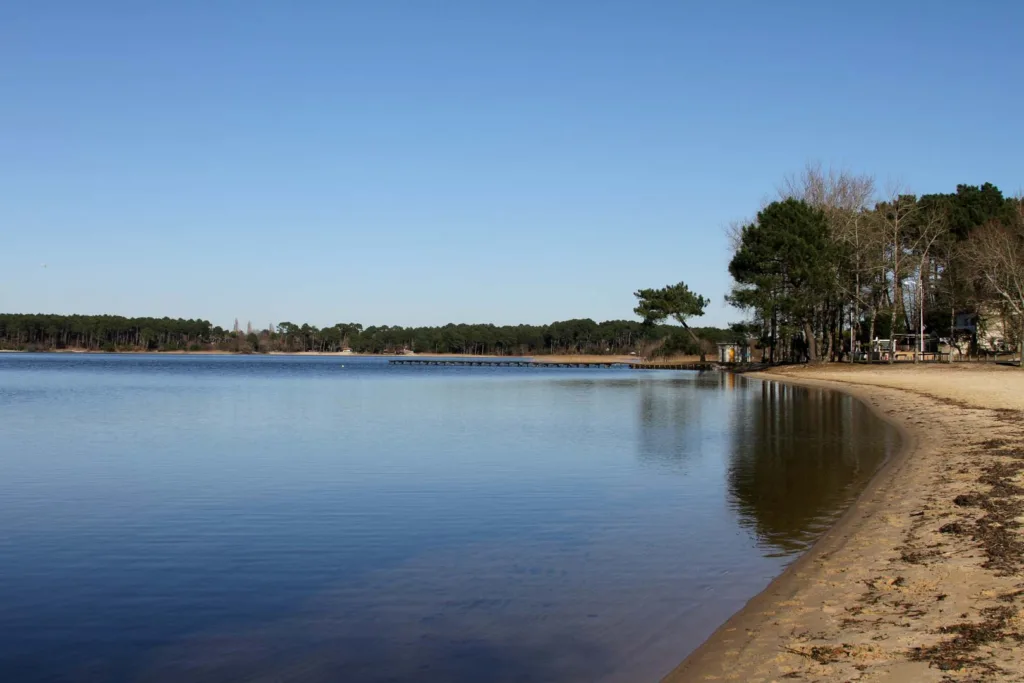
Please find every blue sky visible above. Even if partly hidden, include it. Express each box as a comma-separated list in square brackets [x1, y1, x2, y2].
[2, 1, 1021, 329]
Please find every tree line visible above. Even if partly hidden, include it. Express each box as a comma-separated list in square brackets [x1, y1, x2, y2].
[0, 313, 737, 356]
[722, 166, 1024, 364]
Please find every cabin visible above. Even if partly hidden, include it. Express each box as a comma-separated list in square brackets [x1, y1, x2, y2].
[955, 309, 1013, 355]
[717, 342, 750, 364]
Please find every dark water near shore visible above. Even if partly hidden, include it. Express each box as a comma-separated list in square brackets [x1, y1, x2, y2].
[0, 355, 899, 683]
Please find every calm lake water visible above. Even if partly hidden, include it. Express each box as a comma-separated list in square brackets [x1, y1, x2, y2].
[0, 355, 899, 683]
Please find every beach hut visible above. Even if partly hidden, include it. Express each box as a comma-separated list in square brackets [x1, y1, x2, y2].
[717, 342, 749, 364]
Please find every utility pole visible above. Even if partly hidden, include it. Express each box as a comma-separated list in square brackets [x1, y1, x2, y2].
[920, 292, 925, 362]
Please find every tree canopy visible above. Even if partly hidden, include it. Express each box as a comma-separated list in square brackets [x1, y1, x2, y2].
[729, 199, 833, 361]
[633, 282, 709, 327]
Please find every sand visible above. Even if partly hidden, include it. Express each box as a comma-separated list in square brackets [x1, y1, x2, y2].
[665, 363, 1024, 682]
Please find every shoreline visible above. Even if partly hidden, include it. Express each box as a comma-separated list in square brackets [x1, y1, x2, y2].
[665, 364, 1024, 681]
[663, 369, 919, 681]
[0, 350, 710, 364]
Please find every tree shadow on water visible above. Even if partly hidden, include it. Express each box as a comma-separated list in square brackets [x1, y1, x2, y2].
[726, 382, 897, 555]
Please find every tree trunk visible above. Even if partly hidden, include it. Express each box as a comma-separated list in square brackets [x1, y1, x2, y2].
[888, 302, 897, 365]
[868, 308, 877, 365]
[804, 321, 817, 362]
[920, 280, 925, 362]
[950, 302, 956, 363]
[832, 304, 841, 362]
[897, 277, 911, 334]
[825, 306, 835, 362]
[679, 321, 705, 362]
[849, 300, 857, 363]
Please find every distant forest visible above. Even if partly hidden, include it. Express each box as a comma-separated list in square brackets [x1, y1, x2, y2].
[0, 314, 738, 356]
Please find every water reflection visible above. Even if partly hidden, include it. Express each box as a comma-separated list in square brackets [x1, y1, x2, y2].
[631, 374, 898, 556]
[635, 381, 707, 470]
[633, 371, 747, 470]
[725, 380, 898, 555]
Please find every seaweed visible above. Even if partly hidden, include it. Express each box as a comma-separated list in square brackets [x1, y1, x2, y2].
[784, 643, 853, 664]
[909, 604, 1021, 675]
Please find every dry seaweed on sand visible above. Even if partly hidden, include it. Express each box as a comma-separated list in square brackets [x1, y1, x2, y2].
[954, 493, 985, 507]
[784, 643, 854, 665]
[909, 603, 1022, 675]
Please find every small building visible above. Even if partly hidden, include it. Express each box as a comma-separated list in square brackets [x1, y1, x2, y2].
[717, 342, 750, 364]
[959, 308, 1012, 354]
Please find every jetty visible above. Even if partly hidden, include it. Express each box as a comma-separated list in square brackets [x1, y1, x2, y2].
[388, 359, 715, 370]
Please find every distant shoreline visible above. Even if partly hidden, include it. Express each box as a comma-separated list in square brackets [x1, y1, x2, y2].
[666, 364, 1024, 682]
[0, 349, 710, 364]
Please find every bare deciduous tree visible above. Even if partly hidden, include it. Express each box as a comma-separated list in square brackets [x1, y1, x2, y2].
[934, 236, 966, 360]
[907, 204, 947, 362]
[779, 162, 877, 360]
[779, 161, 875, 218]
[965, 201, 1024, 367]
[724, 218, 748, 252]
[874, 184, 919, 363]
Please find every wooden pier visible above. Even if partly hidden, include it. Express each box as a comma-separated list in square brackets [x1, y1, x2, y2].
[388, 359, 714, 371]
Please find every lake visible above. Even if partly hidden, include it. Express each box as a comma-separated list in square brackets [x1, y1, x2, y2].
[0, 354, 899, 683]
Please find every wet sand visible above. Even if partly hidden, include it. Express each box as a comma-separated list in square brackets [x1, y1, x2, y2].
[666, 364, 1024, 682]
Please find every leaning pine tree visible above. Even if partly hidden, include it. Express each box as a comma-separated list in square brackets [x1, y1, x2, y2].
[633, 281, 710, 361]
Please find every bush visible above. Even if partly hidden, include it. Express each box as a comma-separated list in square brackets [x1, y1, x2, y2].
[653, 332, 701, 357]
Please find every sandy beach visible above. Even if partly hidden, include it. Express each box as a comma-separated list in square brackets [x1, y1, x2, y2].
[666, 363, 1024, 682]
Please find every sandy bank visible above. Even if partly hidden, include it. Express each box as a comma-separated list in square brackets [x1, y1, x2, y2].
[528, 354, 705, 364]
[666, 364, 1024, 682]
[527, 354, 640, 364]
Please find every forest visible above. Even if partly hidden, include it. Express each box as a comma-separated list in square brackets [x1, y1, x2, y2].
[724, 167, 1024, 363]
[0, 313, 736, 357]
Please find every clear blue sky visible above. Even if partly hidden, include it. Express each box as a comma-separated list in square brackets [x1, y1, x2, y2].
[2, 1, 1021, 329]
